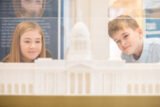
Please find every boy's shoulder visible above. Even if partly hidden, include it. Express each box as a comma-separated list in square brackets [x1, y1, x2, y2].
[144, 38, 160, 61]
[145, 38, 160, 44]
[144, 38, 160, 49]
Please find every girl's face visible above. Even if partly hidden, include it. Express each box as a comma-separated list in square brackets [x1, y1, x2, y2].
[20, 30, 42, 61]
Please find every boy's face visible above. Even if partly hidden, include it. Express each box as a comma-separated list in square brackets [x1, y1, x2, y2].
[112, 27, 142, 55]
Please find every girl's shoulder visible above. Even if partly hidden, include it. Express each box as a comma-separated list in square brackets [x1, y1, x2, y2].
[1, 55, 10, 62]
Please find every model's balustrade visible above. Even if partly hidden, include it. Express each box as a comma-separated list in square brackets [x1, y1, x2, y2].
[0, 58, 160, 95]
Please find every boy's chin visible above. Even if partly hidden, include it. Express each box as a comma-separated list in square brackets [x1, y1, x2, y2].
[123, 51, 133, 55]
[122, 48, 134, 55]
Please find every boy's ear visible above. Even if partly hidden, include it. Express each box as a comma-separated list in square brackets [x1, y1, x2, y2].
[137, 28, 143, 38]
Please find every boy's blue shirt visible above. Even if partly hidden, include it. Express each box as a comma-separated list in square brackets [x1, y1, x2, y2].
[121, 38, 160, 63]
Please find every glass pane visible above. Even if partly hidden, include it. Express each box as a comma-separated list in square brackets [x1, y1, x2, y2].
[0, 0, 64, 61]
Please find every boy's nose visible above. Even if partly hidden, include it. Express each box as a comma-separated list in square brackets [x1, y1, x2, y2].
[121, 40, 127, 46]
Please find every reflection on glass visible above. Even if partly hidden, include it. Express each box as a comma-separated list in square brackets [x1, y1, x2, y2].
[12, 0, 46, 17]
[109, 0, 142, 18]
[108, 0, 143, 28]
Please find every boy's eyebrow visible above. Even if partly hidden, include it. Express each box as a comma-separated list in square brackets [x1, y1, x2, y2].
[121, 32, 127, 36]
[114, 39, 119, 42]
[113, 38, 118, 42]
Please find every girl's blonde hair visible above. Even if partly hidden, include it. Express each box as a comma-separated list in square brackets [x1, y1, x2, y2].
[5, 21, 46, 62]
[12, 0, 46, 17]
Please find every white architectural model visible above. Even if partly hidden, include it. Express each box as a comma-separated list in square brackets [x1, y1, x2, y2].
[0, 59, 160, 95]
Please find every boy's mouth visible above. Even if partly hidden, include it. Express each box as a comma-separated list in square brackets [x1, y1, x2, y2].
[124, 46, 131, 51]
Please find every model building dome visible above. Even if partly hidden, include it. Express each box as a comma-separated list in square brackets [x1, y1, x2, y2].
[66, 22, 92, 60]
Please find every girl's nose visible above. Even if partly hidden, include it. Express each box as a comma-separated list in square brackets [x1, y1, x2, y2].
[30, 43, 35, 48]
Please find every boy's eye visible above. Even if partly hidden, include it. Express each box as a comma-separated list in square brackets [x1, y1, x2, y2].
[116, 40, 121, 44]
[124, 34, 128, 39]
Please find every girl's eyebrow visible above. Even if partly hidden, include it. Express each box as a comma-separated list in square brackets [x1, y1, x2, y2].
[23, 38, 31, 40]
[35, 38, 41, 40]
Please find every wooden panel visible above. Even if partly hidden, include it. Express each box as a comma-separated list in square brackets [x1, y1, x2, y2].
[0, 95, 160, 107]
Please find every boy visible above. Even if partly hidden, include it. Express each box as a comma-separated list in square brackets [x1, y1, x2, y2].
[108, 15, 160, 63]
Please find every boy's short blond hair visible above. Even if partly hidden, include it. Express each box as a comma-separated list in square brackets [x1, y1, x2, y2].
[108, 15, 139, 38]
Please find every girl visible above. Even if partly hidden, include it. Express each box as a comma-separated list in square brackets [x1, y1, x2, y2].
[2, 21, 47, 62]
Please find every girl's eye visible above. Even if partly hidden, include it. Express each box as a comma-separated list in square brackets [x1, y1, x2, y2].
[24, 40, 30, 43]
[35, 41, 41, 43]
